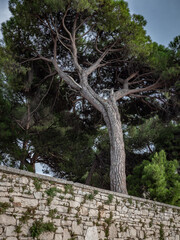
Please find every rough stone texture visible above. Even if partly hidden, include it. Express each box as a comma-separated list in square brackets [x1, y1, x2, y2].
[0, 215, 16, 225]
[129, 227, 137, 237]
[39, 232, 54, 240]
[6, 237, 18, 240]
[56, 226, 63, 233]
[34, 192, 43, 199]
[85, 226, 98, 240]
[0, 165, 180, 240]
[109, 224, 118, 238]
[72, 221, 83, 235]
[99, 230, 105, 239]
[54, 234, 62, 240]
[62, 229, 71, 240]
[6, 226, 16, 237]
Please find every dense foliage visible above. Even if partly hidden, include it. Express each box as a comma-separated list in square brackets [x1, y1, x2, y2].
[127, 150, 180, 206]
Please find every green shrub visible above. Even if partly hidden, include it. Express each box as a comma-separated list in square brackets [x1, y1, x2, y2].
[0, 202, 11, 214]
[33, 178, 42, 191]
[105, 194, 114, 204]
[30, 220, 56, 238]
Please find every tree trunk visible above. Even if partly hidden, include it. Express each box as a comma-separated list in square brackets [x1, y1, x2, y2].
[103, 92, 128, 194]
[80, 84, 128, 194]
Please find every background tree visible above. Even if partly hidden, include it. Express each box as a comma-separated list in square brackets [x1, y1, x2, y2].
[127, 150, 180, 206]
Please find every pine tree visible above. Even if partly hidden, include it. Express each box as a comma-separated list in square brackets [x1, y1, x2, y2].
[127, 150, 180, 206]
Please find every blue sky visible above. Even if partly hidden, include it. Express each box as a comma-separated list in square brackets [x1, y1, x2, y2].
[126, 0, 180, 46]
[0, 0, 11, 39]
[0, 0, 180, 46]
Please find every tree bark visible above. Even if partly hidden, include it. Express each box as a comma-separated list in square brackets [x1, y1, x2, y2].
[108, 113, 127, 194]
[102, 91, 127, 194]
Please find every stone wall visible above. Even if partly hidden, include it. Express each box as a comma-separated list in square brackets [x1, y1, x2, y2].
[0, 166, 180, 240]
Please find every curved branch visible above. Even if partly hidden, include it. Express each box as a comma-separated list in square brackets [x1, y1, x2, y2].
[85, 41, 118, 75]
[62, 7, 73, 42]
[53, 60, 82, 91]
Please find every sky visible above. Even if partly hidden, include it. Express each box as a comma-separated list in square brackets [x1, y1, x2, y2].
[0, 0, 11, 39]
[126, 0, 180, 46]
[0, 0, 180, 46]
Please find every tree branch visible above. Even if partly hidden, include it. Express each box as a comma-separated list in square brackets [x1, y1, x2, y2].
[115, 78, 161, 100]
[56, 30, 73, 54]
[85, 46, 114, 75]
[53, 60, 82, 91]
[125, 72, 139, 82]
[71, 13, 82, 73]
[62, 7, 73, 42]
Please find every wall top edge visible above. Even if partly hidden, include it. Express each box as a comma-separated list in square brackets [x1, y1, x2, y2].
[0, 165, 179, 210]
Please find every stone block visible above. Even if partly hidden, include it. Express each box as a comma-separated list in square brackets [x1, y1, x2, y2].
[72, 221, 83, 235]
[34, 192, 42, 199]
[96, 201, 103, 207]
[50, 199, 60, 205]
[63, 228, 71, 240]
[99, 230, 105, 239]
[121, 206, 128, 213]
[56, 206, 68, 213]
[85, 221, 93, 226]
[53, 219, 61, 226]
[62, 220, 72, 226]
[99, 210, 106, 218]
[0, 197, 10, 203]
[21, 177, 29, 185]
[104, 205, 110, 210]
[6, 237, 18, 240]
[56, 226, 63, 233]
[71, 208, 78, 214]
[21, 224, 29, 236]
[77, 237, 84, 240]
[110, 205, 115, 211]
[80, 207, 88, 216]
[0, 186, 7, 192]
[70, 201, 80, 208]
[101, 195, 107, 200]
[13, 197, 38, 208]
[89, 209, 98, 217]
[0, 215, 16, 225]
[142, 210, 149, 216]
[6, 226, 16, 236]
[139, 230, 144, 239]
[39, 232, 54, 240]
[130, 227, 137, 237]
[54, 234, 63, 240]
[0, 182, 11, 187]
[109, 224, 117, 238]
[38, 203, 46, 211]
[85, 226, 98, 240]
[43, 216, 51, 222]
